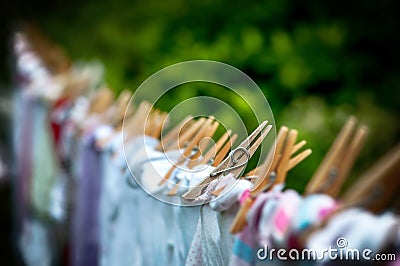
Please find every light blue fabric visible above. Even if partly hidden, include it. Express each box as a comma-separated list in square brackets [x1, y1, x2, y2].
[99, 147, 122, 266]
[108, 135, 160, 266]
[132, 147, 183, 266]
[30, 98, 59, 218]
[173, 198, 200, 264]
[232, 238, 255, 264]
[108, 183, 143, 266]
[19, 219, 52, 266]
[108, 135, 204, 266]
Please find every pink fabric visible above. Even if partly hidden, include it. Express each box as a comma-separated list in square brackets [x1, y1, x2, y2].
[240, 189, 250, 205]
[270, 190, 302, 247]
[318, 205, 337, 219]
[274, 209, 289, 232]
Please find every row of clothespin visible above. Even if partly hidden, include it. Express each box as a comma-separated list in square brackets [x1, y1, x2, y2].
[19, 25, 400, 239]
[227, 116, 400, 240]
[128, 109, 399, 235]
[85, 91, 311, 201]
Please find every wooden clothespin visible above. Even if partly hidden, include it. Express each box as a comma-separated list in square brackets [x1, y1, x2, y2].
[299, 142, 399, 248]
[185, 122, 221, 169]
[166, 117, 208, 151]
[295, 117, 367, 247]
[155, 116, 194, 151]
[212, 133, 239, 167]
[304, 117, 368, 197]
[230, 126, 312, 233]
[187, 122, 220, 163]
[182, 121, 272, 201]
[294, 117, 367, 248]
[159, 117, 213, 187]
[79, 87, 114, 134]
[95, 91, 135, 148]
[144, 109, 168, 139]
[111, 90, 133, 127]
[196, 132, 237, 196]
[87, 87, 115, 115]
[166, 120, 221, 196]
[124, 101, 152, 138]
[154, 111, 169, 139]
[340, 143, 400, 213]
[60, 70, 91, 102]
[187, 129, 234, 168]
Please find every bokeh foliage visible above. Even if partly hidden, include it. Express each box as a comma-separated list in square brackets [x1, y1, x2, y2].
[7, 0, 400, 193]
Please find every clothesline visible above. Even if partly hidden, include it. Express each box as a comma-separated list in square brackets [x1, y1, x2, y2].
[11, 27, 400, 266]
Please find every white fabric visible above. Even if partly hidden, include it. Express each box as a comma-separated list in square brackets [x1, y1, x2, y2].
[186, 203, 238, 266]
[210, 175, 251, 212]
[257, 184, 284, 247]
[139, 149, 182, 194]
[186, 172, 246, 266]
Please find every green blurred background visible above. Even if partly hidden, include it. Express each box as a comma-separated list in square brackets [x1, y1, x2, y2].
[1, 0, 399, 193]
